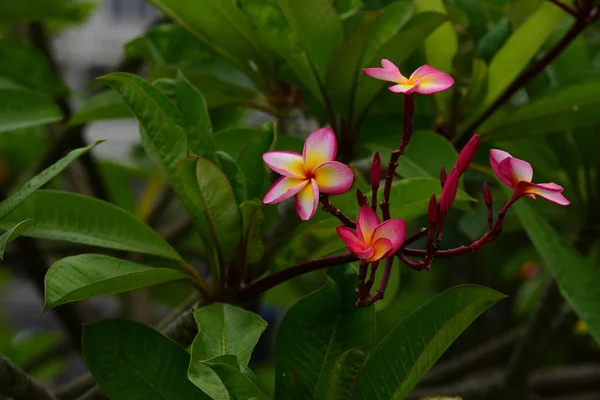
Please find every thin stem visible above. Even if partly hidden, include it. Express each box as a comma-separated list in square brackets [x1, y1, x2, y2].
[362, 257, 394, 305]
[0, 356, 57, 400]
[320, 195, 356, 228]
[381, 94, 415, 220]
[236, 253, 357, 301]
[548, 0, 579, 17]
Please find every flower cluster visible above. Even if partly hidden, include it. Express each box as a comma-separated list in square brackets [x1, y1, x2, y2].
[262, 61, 569, 306]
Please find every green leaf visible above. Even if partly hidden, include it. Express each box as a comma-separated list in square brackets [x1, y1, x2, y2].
[0, 88, 62, 134]
[326, 1, 414, 120]
[194, 156, 243, 264]
[174, 72, 215, 158]
[354, 285, 506, 399]
[83, 319, 208, 400]
[0, 190, 182, 261]
[324, 345, 372, 400]
[43, 254, 190, 311]
[414, 0, 458, 112]
[237, 122, 276, 199]
[353, 12, 447, 123]
[275, 265, 375, 399]
[0, 39, 67, 96]
[475, 17, 511, 63]
[214, 151, 248, 204]
[512, 199, 600, 344]
[240, 200, 266, 267]
[0, 141, 101, 221]
[481, 79, 600, 140]
[0, 219, 34, 259]
[69, 91, 132, 126]
[146, 0, 272, 90]
[462, 1, 565, 132]
[204, 355, 269, 400]
[0, 0, 94, 22]
[191, 303, 267, 367]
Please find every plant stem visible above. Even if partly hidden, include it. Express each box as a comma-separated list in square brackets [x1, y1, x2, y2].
[0, 356, 57, 400]
[381, 94, 415, 220]
[236, 253, 357, 301]
[362, 257, 394, 305]
[548, 0, 579, 17]
[320, 194, 356, 228]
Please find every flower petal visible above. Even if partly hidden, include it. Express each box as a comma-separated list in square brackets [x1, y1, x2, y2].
[313, 161, 354, 194]
[262, 151, 306, 179]
[389, 83, 418, 94]
[356, 205, 380, 246]
[303, 128, 337, 172]
[355, 246, 375, 261]
[455, 134, 480, 175]
[372, 218, 406, 254]
[489, 149, 514, 187]
[498, 157, 533, 186]
[366, 238, 394, 262]
[363, 59, 404, 83]
[295, 179, 320, 220]
[336, 226, 366, 253]
[518, 181, 570, 206]
[409, 65, 454, 94]
[263, 177, 308, 204]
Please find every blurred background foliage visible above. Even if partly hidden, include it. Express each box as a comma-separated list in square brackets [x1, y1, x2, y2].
[0, 0, 599, 398]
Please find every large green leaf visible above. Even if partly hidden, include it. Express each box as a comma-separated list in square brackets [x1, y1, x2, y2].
[43, 254, 190, 311]
[174, 72, 215, 158]
[275, 265, 375, 399]
[203, 355, 269, 400]
[0, 141, 101, 221]
[0, 0, 93, 22]
[353, 12, 447, 123]
[69, 91, 132, 126]
[191, 303, 267, 367]
[0, 39, 67, 96]
[83, 319, 208, 400]
[414, 0, 458, 112]
[0, 88, 62, 134]
[0, 190, 182, 261]
[461, 2, 565, 132]
[481, 79, 600, 140]
[512, 199, 600, 344]
[240, 200, 265, 268]
[354, 285, 506, 399]
[147, 0, 272, 90]
[326, 1, 414, 120]
[0, 219, 34, 259]
[236, 123, 275, 199]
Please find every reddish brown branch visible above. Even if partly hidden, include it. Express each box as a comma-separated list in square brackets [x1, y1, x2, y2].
[320, 195, 356, 228]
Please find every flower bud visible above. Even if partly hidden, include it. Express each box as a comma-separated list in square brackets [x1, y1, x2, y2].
[370, 152, 381, 191]
[428, 194, 438, 226]
[440, 167, 447, 187]
[483, 182, 492, 209]
[356, 189, 368, 206]
[456, 134, 480, 175]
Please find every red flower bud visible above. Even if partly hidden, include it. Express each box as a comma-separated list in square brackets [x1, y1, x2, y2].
[456, 134, 480, 175]
[428, 194, 438, 226]
[483, 183, 492, 208]
[356, 189, 367, 206]
[440, 167, 447, 187]
[370, 152, 381, 191]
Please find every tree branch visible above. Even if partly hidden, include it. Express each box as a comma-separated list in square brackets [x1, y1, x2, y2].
[0, 356, 57, 400]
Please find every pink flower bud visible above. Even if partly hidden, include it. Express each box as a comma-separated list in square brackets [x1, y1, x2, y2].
[356, 189, 367, 206]
[428, 194, 438, 226]
[440, 167, 447, 187]
[456, 135, 480, 175]
[370, 152, 381, 191]
[483, 183, 492, 208]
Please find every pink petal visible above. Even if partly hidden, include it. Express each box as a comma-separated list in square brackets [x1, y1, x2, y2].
[455, 134, 480, 175]
[355, 247, 375, 261]
[303, 128, 338, 172]
[366, 238, 395, 262]
[372, 219, 406, 254]
[263, 177, 308, 204]
[362, 59, 404, 83]
[262, 151, 306, 179]
[439, 169, 460, 216]
[312, 161, 354, 194]
[489, 149, 514, 187]
[295, 179, 319, 220]
[518, 182, 570, 206]
[356, 205, 380, 246]
[336, 226, 366, 253]
[389, 83, 418, 94]
[409, 65, 454, 95]
[498, 157, 533, 187]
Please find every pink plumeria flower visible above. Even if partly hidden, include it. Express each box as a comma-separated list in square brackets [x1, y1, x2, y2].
[262, 128, 354, 220]
[490, 150, 570, 206]
[337, 206, 406, 263]
[363, 60, 454, 95]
